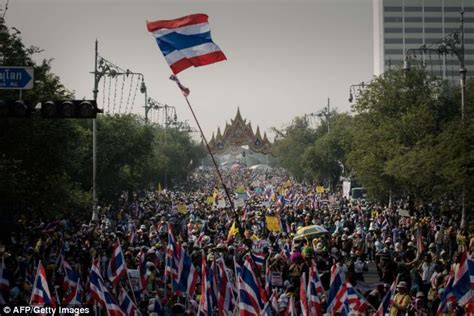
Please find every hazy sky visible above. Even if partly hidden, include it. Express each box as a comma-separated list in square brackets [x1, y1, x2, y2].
[5, 0, 373, 138]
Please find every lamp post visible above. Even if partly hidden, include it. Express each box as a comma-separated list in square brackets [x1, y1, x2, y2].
[404, 11, 467, 228]
[91, 41, 147, 222]
[348, 82, 367, 103]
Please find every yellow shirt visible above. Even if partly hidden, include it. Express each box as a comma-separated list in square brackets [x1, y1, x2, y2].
[389, 293, 411, 316]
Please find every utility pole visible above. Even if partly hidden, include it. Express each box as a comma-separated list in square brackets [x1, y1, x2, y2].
[91, 40, 99, 222]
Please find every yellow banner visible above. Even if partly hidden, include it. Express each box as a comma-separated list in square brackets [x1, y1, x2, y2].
[266, 216, 281, 232]
[316, 186, 325, 193]
[228, 221, 239, 239]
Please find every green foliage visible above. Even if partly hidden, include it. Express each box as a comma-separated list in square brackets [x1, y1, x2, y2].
[272, 117, 316, 181]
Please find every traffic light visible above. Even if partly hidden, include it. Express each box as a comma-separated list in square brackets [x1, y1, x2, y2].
[0, 100, 35, 118]
[40, 100, 102, 118]
[0, 99, 102, 119]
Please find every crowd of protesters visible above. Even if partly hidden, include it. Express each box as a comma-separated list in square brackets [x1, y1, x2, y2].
[0, 165, 473, 315]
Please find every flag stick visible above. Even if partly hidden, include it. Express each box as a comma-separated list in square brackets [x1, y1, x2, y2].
[126, 269, 139, 306]
[174, 81, 235, 213]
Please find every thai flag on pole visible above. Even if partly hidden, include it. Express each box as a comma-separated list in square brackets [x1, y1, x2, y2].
[147, 14, 226, 75]
[166, 224, 182, 280]
[267, 289, 279, 316]
[90, 260, 125, 316]
[107, 239, 127, 285]
[217, 258, 235, 315]
[345, 281, 371, 313]
[251, 251, 266, 270]
[326, 264, 345, 312]
[285, 296, 297, 316]
[30, 261, 56, 307]
[118, 287, 138, 316]
[138, 250, 147, 293]
[330, 281, 349, 315]
[61, 257, 78, 289]
[436, 274, 456, 316]
[307, 261, 323, 316]
[237, 255, 267, 316]
[452, 252, 473, 307]
[264, 260, 272, 297]
[175, 247, 199, 297]
[374, 279, 396, 316]
[198, 255, 212, 316]
[150, 296, 163, 316]
[469, 255, 474, 291]
[62, 280, 82, 306]
[300, 273, 310, 316]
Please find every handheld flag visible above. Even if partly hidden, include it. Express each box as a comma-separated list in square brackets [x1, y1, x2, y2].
[107, 239, 127, 285]
[147, 13, 226, 75]
[30, 261, 56, 307]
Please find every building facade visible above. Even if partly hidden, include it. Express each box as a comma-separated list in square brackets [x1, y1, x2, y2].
[373, 0, 474, 79]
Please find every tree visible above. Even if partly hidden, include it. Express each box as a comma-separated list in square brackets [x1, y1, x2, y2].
[272, 117, 316, 182]
[302, 113, 353, 188]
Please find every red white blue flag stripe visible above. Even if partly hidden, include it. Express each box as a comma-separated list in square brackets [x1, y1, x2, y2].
[147, 14, 226, 75]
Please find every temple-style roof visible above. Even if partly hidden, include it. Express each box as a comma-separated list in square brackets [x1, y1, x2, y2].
[208, 108, 273, 155]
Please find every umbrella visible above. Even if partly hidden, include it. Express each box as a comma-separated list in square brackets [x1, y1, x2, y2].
[293, 225, 329, 241]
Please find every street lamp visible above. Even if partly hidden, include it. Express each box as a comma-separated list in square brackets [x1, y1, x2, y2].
[348, 82, 367, 103]
[91, 41, 147, 222]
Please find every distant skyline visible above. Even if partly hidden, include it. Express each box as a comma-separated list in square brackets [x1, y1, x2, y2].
[5, 0, 374, 138]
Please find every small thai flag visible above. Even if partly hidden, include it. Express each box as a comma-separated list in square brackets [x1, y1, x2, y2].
[147, 14, 226, 75]
[30, 261, 56, 307]
[107, 239, 127, 285]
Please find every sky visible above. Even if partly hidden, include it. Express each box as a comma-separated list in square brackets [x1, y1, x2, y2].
[4, 0, 373, 139]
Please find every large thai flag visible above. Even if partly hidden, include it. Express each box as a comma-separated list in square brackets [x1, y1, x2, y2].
[107, 239, 127, 285]
[90, 260, 125, 316]
[237, 255, 267, 316]
[147, 14, 226, 75]
[30, 261, 56, 307]
[452, 252, 473, 307]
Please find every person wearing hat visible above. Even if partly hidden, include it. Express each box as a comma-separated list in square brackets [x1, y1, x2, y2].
[389, 281, 412, 316]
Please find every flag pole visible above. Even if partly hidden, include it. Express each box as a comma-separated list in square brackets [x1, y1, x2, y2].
[172, 79, 235, 213]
